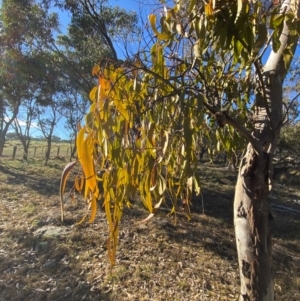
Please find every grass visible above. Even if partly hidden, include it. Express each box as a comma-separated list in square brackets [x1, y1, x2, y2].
[0, 157, 299, 300]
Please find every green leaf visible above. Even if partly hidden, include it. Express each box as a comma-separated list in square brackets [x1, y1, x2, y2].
[254, 23, 267, 53]
[188, 0, 196, 13]
[193, 42, 201, 58]
[234, 39, 243, 57]
[270, 14, 285, 30]
[283, 48, 294, 72]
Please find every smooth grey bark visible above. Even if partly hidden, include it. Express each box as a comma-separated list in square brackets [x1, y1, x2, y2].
[234, 2, 299, 300]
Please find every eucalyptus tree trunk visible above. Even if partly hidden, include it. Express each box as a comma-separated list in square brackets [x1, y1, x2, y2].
[234, 2, 298, 300]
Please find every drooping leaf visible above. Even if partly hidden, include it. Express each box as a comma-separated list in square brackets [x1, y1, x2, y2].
[114, 98, 129, 120]
[149, 14, 171, 40]
[137, 197, 164, 224]
[59, 160, 77, 223]
[270, 13, 285, 30]
[89, 86, 98, 102]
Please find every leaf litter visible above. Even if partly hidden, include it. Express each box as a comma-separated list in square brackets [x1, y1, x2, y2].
[0, 159, 299, 300]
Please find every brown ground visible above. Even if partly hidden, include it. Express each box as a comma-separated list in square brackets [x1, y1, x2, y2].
[0, 157, 299, 301]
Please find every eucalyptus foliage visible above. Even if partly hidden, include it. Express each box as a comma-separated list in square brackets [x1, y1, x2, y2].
[61, 0, 300, 269]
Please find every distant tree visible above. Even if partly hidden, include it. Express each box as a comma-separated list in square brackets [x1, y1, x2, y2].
[11, 98, 38, 160]
[51, 135, 62, 143]
[56, 0, 139, 63]
[0, 0, 59, 155]
[60, 90, 88, 159]
[38, 100, 62, 165]
[275, 83, 300, 168]
[54, 0, 139, 157]
[5, 132, 19, 140]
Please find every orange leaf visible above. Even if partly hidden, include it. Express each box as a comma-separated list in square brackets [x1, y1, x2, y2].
[92, 64, 100, 76]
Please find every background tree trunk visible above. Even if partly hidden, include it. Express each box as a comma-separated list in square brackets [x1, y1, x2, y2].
[234, 4, 298, 299]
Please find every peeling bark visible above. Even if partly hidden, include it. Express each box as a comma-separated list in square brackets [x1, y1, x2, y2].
[234, 2, 299, 299]
[234, 145, 274, 300]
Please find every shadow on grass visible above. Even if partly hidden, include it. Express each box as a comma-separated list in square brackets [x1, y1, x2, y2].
[0, 159, 300, 300]
[0, 225, 111, 301]
[142, 164, 300, 266]
[0, 161, 63, 196]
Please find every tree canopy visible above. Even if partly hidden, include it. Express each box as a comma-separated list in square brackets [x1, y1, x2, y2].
[0, 0, 139, 155]
[60, 1, 300, 299]
[66, 0, 299, 260]
[0, 0, 59, 154]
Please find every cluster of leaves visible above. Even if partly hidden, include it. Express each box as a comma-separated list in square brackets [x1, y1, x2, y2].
[64, 0, 300, 264]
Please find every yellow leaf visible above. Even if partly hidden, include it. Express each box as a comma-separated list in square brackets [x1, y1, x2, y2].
[117, 169, 128, 188]
[154, 197, 164, 210]
[89, 86, 98, 102]
[148, 14, 171, 40]
[99, 76, 111, 98]
[158, 174, 166, 196]
[85, 112, 95, 130]
[187, 176, 193, 193]
[74, 174, 81, 192]
[114, 98, 129, 120]
[143, 173, 153, 212]
[80, 136, 99, 200]
[92, 64, 100, 76]
[193, 174, 201, 196]
[76, 128, 85, 160]
[193, 42, 201, 58]
[150, 166, 157, 191]
[79, 174, 85, 191]
[176, 23, 182, 35]
[137, 212, 155, 224]
[103, 137, 108, 158]
[162, 130, 169, 156]
[103, 177, 113, 233]
[148, 122, 156, 147]
[137, 198, 163, 224]
[124, 120, 129, 147]
[157, 130, 169, 163]
[205, 1, 213, 16]
[236, 0, 249, 22]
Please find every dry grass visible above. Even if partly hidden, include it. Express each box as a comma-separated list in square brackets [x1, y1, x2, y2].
[0, 157, 299, 300]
